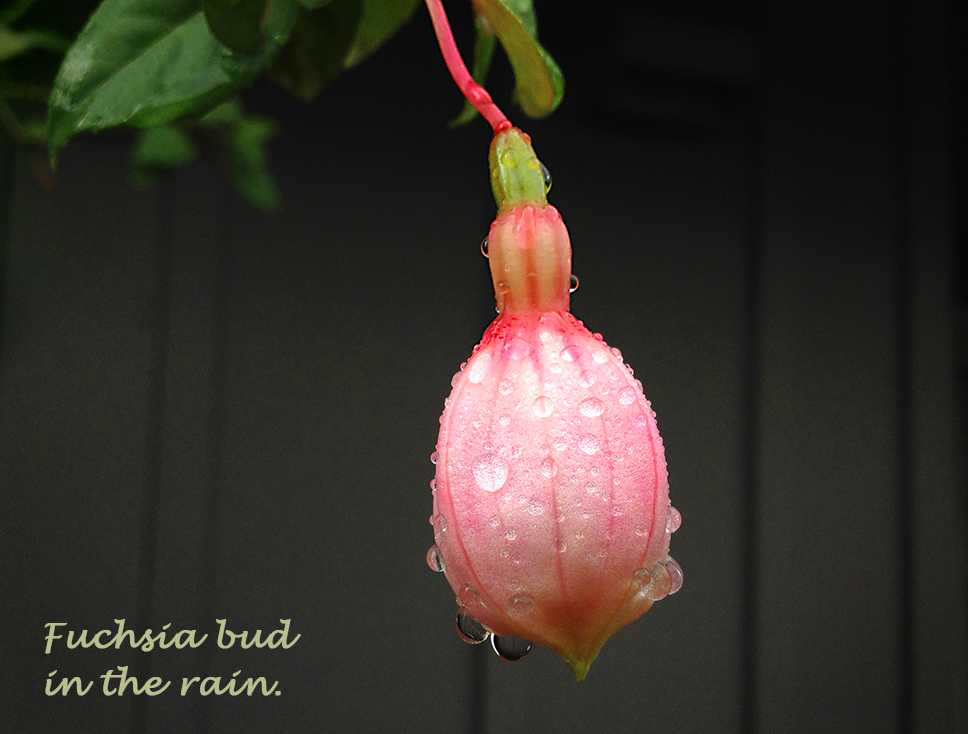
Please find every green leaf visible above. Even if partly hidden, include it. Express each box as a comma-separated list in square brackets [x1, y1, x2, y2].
[225, 116, 280, 210]
[342, 0, 421, 68]
[470, 0, 563, 118]
[202, 0, 272, 54]
[131, 124, 198, 169]
[0, 24, 33, 61]
[268, 0, 364, 101]
[47, 0, 299, 164]
[449, 13, 496, 127]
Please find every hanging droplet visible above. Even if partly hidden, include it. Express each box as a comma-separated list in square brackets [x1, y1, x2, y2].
[666, 557, 684, 594]
[667, 505, 682, 534]
[540, 162, 552, 193]
[430, 451, 438, 465]
[426, 544, 445, 572]
[491, 634, 532, 661]
[455, 608, 490, 644]
[480, 237, 489, 258]
[569, 274, 580, 293]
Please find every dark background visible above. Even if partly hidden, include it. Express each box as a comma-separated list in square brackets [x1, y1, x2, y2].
[1, 0, 965, 732]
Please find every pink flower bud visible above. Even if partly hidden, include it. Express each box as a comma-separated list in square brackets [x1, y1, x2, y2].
[429, 130, 680, 681]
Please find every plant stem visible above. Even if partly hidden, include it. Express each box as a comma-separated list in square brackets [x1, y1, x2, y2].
[424, 0, 511, 133]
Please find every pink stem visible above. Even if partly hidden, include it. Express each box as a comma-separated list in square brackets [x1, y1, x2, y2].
[424, 0, 512, 133]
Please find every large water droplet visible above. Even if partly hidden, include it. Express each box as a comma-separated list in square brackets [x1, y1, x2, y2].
[578, 435, 600, 455]
[491, 634, 532, 661]
[456, 608, 490, 643]
[430, 451, 438, 465]
[500, 148, 520, 168]
[532, 396, 554, 418]
[540, 457, 557, 478]
[426, 545, 445, 572]
[667, 505, 682, 534]
[474, 454, 508, 492]
[579, 397, 605, 417]
[666, 557, 684, 594]
[468, 351, 491, 384]
[618, 386, 637, 405]
[569, 274, 580, 293]
[480, 237, 489, 258]
[540, 162, 552, 192]
[560, 345, 582, 362]
[436, 514, 448, 531]
[632, 567, 652, 592]
[508, 595, 535, 618]
[473, 454, 508, 492]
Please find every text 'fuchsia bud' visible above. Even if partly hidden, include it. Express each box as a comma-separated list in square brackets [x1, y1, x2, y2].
[428, 128, 681, 681]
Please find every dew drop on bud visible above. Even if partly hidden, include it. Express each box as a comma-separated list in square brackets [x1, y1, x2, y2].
[473, 453, 509, 492]
[481, 237, 489, 258]
[491, 634, 532, 661]
[579, 397, 605, 417]
[426, 544, 445, 572]
[456, 608, 490, 644]
[540, 162, 552, 193]
[430, 451, 438, 465]
[666, 557, 684, 595]
[569, 274, 580, 293]
[667, 505, 682, 534]
[618, 386, 637, 405]
[508, 595, 535, 618]
[532, 396, 554, 418]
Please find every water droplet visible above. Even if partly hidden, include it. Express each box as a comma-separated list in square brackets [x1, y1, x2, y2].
[429, 478, 437, 491]
[666, 557, 684, 594]
[488, 515, 501, 527]
[556, 538, 568, 553]
[527, 499, 544, 516]
[430, 451, 438, 465]
[436, 514, 448, 531]
[499, 379, 514, 395]
[551, 436, 568, 452]
[532, 396, 554, 418]
[508, 595, 535, 618]
[506, 338, 532, 360]
[500, 148, 520, 168]
[498, 412, 511, 426]
[468, 351, 491, 384]
[426, 545, 445, 572]
[540, 457, 557, 478]
[618, 386, 637, 405]
[473, 454, 509, 492]
[456, 609, 490, 643]
[561, 345, 582, 362]
[505, 528, 517, 541]
[579, 397, 604, 417]
[569, 274, 580, 293]
[540, 162, 552, 192]
[491, 634, 532, 661]
[578, 435, 600, 455]
[592, 349, 609, 364]
[611, 347, 623, 361]
[632, 567, 652, 591]
[480, 237, 489, 258]
[548, 362, 562, 374]
[460, 584, 482, 607]
[579, 370, 597, 387]
[667, 506, 682, 533]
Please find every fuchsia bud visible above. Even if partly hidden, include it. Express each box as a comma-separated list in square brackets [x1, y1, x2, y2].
[428, 128, 681, 681]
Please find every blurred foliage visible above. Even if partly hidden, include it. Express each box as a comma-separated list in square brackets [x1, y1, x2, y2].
[0, 0, 562, 209]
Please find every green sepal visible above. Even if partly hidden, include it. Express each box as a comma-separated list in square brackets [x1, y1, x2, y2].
[471, 0, 563, 118]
